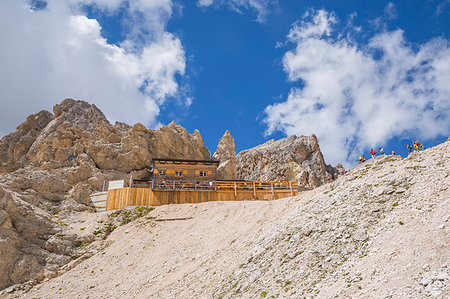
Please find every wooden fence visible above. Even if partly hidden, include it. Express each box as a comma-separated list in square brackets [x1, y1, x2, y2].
[105, 181, 298, 211]
[90, 191, 108, 212]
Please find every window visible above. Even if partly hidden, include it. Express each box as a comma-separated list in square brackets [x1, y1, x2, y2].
[199, 171, 208, 177]
[158, 170, 166, 176]
[175, 171, 183, 176]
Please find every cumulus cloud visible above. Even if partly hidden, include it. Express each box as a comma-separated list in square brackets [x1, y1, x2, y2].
[0, 0, 186, 136]
[264, 9, 450, 167]
[197, 0, 277, 23]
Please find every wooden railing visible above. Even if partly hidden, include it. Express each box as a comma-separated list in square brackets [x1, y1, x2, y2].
[216, 181, 297, 191]
[132, 179, 298, 193]
[149, 179, 217, 191]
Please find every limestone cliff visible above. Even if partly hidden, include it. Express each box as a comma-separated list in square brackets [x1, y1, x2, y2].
[0, 110, 54, 172]
[0, 185, 83, 290]
[212, 130, 237, 180]
[0, 98, 212, 290]
[237, 134, 343, 188]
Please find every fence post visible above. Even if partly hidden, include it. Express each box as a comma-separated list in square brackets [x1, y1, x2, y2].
[289, 182, 293, 196]
[151, 179, 154, 190]
[253, 182, 256, 198]
[173, 180, 175, 190]
[234, 182, 237, 199]
[271, 183, 274, 200]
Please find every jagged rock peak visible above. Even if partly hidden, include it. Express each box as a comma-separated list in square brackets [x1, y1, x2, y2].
[237, 134, 337, 188]
[0, 110, 54, 172]
[167, 120, 178, 127]
[152, 121, 211, 160]
[213, 130, 237, 180]
[52, 98, 108, 127]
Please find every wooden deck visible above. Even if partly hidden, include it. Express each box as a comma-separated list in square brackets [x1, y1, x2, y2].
[104, 181, 298, 211]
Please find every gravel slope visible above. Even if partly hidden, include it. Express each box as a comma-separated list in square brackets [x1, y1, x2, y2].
[4, 140, 449, 298]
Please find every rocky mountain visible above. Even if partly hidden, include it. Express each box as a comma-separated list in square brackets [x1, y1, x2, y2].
[212, 130, 237, 180]
[0, 98, 212, 290]
[0, 98, 342, 291]
[2, 139, 448, 298]
[237, 134, 344, 188]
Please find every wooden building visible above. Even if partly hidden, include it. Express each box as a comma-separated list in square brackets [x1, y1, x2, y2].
[152, 158, 219, 181]
[103, 180, 298, 211]
[91, 157, 299, 211]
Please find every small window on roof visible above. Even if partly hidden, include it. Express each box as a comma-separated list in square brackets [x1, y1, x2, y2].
[175, 171, 183, 176]
[199, 171, 208, 177]
[159, 170, 166, 175]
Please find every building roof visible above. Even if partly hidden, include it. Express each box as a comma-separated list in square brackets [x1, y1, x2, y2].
[152, 158, 220, 165]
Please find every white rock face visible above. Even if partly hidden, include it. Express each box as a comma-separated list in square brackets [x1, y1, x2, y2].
[237, 134, 342, 188]
[212, 130, 237, 180]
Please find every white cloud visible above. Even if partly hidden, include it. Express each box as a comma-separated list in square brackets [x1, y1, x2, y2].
[197, 0, 277, 23]
[198, 0, 214, 7]
[383, 2, 397, 20]
[0, 0, 185, 136]
[264, 9, 450, 167]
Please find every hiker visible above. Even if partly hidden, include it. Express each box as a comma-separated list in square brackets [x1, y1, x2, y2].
[359, 155, 365, 164]
[413, 142, 419, 151]
[405, 144, 413, 155]
[370, 148, 377, 158]
[416, 140, 425, 150]
[379, 147, 385, 155]
[392, 150, 396, 156]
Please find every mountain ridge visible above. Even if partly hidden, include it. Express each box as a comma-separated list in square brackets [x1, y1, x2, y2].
[2, 137, 448, 298]
[0, 98, 342, 290]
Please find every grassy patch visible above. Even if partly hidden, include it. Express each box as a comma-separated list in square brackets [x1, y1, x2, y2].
[92, 206, 155, 239]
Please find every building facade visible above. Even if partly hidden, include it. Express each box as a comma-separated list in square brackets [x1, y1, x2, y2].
[152, 158, 219, 182]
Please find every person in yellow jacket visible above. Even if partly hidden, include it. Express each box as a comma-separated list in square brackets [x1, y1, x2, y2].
[358, 155, 365, 163]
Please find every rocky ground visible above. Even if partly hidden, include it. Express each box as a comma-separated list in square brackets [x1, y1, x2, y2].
[2, 139, 448, 298]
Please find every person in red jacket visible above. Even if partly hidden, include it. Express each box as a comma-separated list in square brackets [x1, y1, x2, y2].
[370, 148, 377, 158]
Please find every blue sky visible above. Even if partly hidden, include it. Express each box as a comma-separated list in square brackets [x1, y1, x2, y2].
[0, 0, 449, 168]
